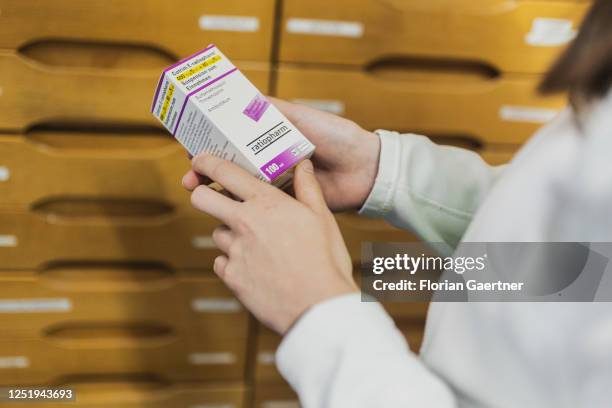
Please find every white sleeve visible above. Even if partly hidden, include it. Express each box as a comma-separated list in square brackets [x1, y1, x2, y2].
[360, 130, 506, 255]
[275, 130, 503, 407]
[276, 294, 456, 408]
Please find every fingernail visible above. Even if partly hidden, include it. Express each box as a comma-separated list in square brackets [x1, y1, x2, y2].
[301, 159, 314, 173]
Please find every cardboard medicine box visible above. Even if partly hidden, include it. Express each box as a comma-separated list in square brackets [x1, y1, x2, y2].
[151, 44, 315, 188]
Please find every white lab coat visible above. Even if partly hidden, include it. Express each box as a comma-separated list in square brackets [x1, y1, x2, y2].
[275, 91, 612, 407]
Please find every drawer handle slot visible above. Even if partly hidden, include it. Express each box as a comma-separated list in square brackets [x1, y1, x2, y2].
[365, 56, 500, 82]
[39, 261, 177, 290]
[25, 123, 172, 151]
[31, 197, 175, 219]
[43, 321, 176, 345]
[54, 372, 168, 386]
[19, 39, 176, 70]
[49, 374, 236, 404]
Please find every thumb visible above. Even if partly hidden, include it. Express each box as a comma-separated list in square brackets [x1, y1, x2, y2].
[293, 159, 327, 211]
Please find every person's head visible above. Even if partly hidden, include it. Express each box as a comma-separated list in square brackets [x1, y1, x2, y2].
[540, 0, 612, 107]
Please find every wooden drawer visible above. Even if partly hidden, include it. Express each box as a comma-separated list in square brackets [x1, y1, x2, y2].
[0, 0, 275, 62]
[0, 132, 189, 209]
[0, 269, 247, 339]
[0, 51, 270, 132]
[280, 0, 588, 74]
[0, 333, 247, 385]
[276, 65, 566, 146]
[0, 382, 247, 408]
[0, 209, 222, 270]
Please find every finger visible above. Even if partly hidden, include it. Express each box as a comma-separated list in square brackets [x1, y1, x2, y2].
[212, 225, 234, 254]
[293, 159, 328, 212]
[213, 255, 229, 279]
[192, 154, 273, 200]
[182, 170, 212, 191]
[268, 97, 311, 127]
[268, 97, 296, 116]
[191, 185, 241, 226]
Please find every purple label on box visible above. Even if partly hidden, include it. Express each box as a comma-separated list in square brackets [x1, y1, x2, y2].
[243, 94, 270, 122]
[260, 142, 312, 181]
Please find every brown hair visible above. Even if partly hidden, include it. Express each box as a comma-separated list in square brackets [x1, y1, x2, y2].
[539, 0, 612, 105]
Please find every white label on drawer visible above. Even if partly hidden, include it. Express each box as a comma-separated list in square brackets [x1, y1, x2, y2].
[191, 405, 235, 408]
[0, 356, 29, 369]
[0, 166, 9, 181]
[191, 298, 242, 313]
[192, 236, 215, 249]
[188, 352, 236, 365]
[199, 15, 260, 32]
[0, 235, 17, 247]
[525, 18, 576, 46]
[291, 99, 345, 115]
[257, 351, 275, 365]
[262, 401, 300, 408]
[0, 298, 72, 313]
[287, 18, 364, 38]
[499, 106, 559, 124]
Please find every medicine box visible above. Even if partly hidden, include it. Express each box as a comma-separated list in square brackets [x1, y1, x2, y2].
[152, 45, 315, 188]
